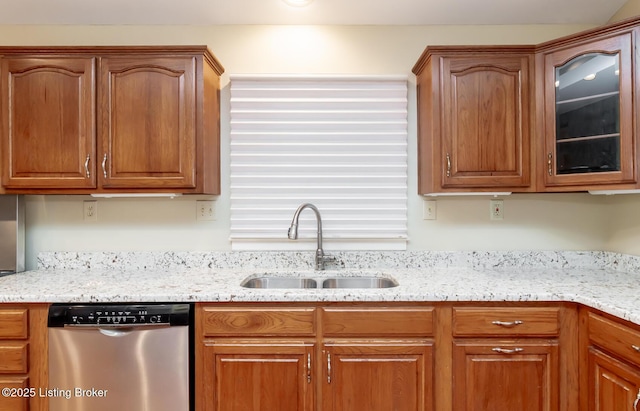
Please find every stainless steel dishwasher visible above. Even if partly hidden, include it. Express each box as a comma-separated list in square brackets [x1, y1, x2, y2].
[48, 303, 192, 411]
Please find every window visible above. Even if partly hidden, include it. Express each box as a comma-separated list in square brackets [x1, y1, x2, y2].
[229, 75, 408, 250]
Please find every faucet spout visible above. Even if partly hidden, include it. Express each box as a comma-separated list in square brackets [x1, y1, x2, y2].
[287, 203, 333, 270]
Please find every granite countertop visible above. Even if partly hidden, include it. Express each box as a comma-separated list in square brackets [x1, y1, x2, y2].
[0, 250, 638, 324]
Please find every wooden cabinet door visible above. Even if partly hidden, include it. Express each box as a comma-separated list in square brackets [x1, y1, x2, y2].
[0, 376, 28, 411]
[202, 341, 315, 411]
[1, 57, 96, 189]
[589, 348, 640, 411]
[99, 56, 196, 189]
[542, 33, 635, 189]
[452, 339, 559, 411]
[440, 54, 532, 189]
[322, 341, 433, 411]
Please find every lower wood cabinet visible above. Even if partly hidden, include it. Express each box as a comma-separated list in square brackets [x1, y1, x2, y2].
[587, 311, 640, 411]
[196, 301, 640, 411]
[451, 306, 563, 411]
[322, 341, 432, 411]
[196, 304, 434, 411]
[202, 341, 315, 411]
[0, 376, 29, 411]
[589, 348, 640, 411]
[452, 339, 558, 411]
[0, 304, 48, 411]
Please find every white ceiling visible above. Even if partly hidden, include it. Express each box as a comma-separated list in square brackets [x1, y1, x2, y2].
[0, 0, 628, 26]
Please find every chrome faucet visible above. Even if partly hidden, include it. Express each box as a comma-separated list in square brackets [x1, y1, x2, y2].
[287, 203, 335, 270]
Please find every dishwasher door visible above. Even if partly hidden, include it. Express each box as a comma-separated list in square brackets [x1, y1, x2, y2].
[48, 304, 191, 411]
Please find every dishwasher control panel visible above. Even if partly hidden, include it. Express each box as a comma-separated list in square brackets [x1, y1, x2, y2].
[48, 303, 191, 327]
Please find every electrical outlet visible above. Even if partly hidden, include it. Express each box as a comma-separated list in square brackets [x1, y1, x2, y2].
[196, 200, 215, 221]
[490, 199, 504, 220]
[83, 200, 98, 222]
[423, 199, 437, 220]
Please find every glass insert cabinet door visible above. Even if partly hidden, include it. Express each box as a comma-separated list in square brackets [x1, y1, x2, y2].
[555, 52, 619, 174]
[544, 34, 634, 187]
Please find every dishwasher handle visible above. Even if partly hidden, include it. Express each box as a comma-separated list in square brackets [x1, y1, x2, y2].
[94, 325, 171, 336]
[63, 323, 172, 330]
[99, 327, 134, 337]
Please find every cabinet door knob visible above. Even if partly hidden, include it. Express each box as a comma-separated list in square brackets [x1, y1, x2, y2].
[632, 344, 640, 353]
[547, 152, 553, 176]
[327, 352, 331, 384]
[634, 388, 640, 411]
[307, 352, 312, 383]
[446, 153, 451, 177]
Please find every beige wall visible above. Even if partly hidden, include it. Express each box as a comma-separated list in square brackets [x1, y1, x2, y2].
[604, 0, 640, 257]
[0, 23, 624, 269]
[610, 0, 640, 22]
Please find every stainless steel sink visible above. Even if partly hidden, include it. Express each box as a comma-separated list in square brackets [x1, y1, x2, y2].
[241, 277, 318, 289]
[322, 277, 398, 289]
[241, 275, 398, 289]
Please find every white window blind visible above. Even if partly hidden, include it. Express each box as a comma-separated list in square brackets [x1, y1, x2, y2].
[229, 75, 408, 250]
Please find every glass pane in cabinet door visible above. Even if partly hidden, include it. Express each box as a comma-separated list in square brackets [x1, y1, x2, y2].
[555, 52, 620, 174]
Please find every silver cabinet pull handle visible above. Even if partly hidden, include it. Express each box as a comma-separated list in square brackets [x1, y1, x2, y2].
[492, 320, 524, 328]
[446, 153, 451, 177]
[547, 152, 553, 176]
[84, 154, 91, 178]
[632, 345, 640, 353]
[634, 388, 640, 411]
[327, 352, 331, 384]
[101, 154, 108, 179]
[307, 353, 311, 383]
[492, 347, 524, 354]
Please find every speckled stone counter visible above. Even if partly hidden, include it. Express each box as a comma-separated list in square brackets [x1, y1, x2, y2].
[1, 250, 639, 324]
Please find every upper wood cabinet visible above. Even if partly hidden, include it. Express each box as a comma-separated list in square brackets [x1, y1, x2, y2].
[413, 47, 535, 194]
[537, 26, 638, 191]
[0, 46, 224, 194]
[413, 17, 640, 194]
[0, 57, 96, 189]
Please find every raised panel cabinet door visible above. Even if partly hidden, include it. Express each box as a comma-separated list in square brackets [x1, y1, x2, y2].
[202, 341, 314, 411]
[0, 57, 96, 189]
[0, 376, 29, 411]
[589, 348, 640, 411]
[99, 56, 196, 189]
[542, 33, 634, 188]
[322, 341, 433, 411]
[452, 339, 559, 411]
[441, 54, 532, 188]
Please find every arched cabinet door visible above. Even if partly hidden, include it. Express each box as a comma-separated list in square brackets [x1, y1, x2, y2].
[413, 47, 534, 194]
[1, 57, 97, 189]
[542, 32, 635, 189]
[98, 56, 197, 189]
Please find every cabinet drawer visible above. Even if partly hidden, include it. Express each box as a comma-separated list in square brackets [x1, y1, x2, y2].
[0, 309, 28, 339]
[0, 342, 28, 374]
[589, 312, 640, 366]
[200, 307, 316, 337]
[453, 307, 560, 336]
[0, 376, 29, 411]
[321, 307, 434, 337]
